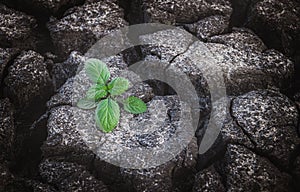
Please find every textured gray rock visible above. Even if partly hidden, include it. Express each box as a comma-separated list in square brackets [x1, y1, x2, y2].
[246, 0, 300, 55]
[139, 29, 294, 98]
[209, 28, 267, 52]
[232, 90, 300, 169]
[0, 4, 37, 49]
[218, 144, 291, 192]
[0, 48, 19, 82]
[47, 1, 127, 59]
[184, 15, 230, 40]
[192, 166, 225, 192]
[121, 137, 198, 191]
[5, 50, 52, 105]
[128, 0, 232, 24]
[39, 159, 109, 192]
[0, 98, 14, 161]
[52, 51, 86, 90]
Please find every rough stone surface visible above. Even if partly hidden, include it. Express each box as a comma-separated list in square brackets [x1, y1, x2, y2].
[209, 28, 267, 52]
[0, 48, 19, 81]
[246, 0, 300, 56]
[139, 29, 294, 97]
[128, 0, 232, 24]
[5, 50, 52, 106]
[232, 90, 300, 169]
[0, 4, 37, 49]
[21, 0, 84, 14]
[39, 159, 109, 192]
[184, 15, 230, 40]
[121, 137, 198, 191]
[0, 163, 14, 191]
[0, 98, 14, 161]
[47, 1, 127, 58]
[52, 51, 86, 90]
[218, 144, 291, 192]
[192, 166, 225, 192]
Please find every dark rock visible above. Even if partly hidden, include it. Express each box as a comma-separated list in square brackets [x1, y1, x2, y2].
[230, 0, 252, 26]
[0, 4, 38, 49]
[0, 163, 14, 191]
[246, 0, 300, 56]
[20, 0, 84, 15]
[232, 90, 300, 169]
[128, 0, 232, 24]
[184, 15, 230, 40]
[39, 159, 109, 192]
[209, 28, 267, 52]
[47, 1, 127, 59]
[0, 48, 19, 82]
[192, 166, 225, 192]
[218, 144, 291, 192]
[25, 180, 56, 192]
[52, 51, 86, 90]
[5, 50, 52, 106]
[293, 155, 300, 188]
[0, 98, 14, 161]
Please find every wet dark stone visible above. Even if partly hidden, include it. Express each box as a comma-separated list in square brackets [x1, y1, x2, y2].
[47, 1, 127, 59]
[5, 50, 52, 106]
[218, 144, 291, 192]
[0, 4, 38, 49]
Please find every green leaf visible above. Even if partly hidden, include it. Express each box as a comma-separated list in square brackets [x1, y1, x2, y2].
[123, 96, 147, 114]
[77, 98, 97, 109]
[95, 98, 120, 133]
[84, 59, 110, 84]
[108, 77, 129, 96]
[86, 84, 108, 101]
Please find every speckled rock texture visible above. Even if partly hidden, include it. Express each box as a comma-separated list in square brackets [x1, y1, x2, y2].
[0, 4, 37, 49]
[128, 0, 232, 25]
[5, 50, 52, 106]
[208, 28, 267, 53]
[139, 28, 294, 97]
[218, 144, 291, 192]
[0, 0, 299, 191]
[39, 160, 109, 192]
[47, 1, 128, 59]
[0, 48, 19, 81]
[246, 0, 300, 56]
[51, 51, 86, 90]
[0, 98, 14, 162]
[184, 15, 230, 40]
[20, 0, 84, 14]
[192, 166, 225, 192]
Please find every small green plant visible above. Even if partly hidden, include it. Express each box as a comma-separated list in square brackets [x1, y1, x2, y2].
[77, 59, 147, 133]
